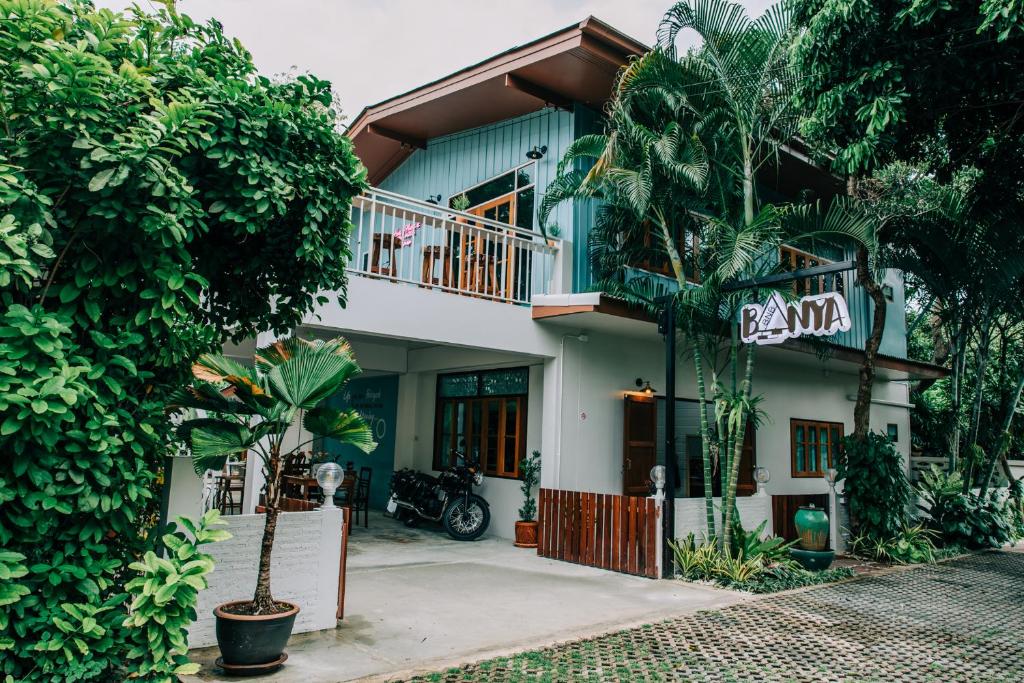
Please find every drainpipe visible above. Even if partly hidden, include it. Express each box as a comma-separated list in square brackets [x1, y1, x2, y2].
[554, 332, 588, 489]
[659, 299, 677, 578]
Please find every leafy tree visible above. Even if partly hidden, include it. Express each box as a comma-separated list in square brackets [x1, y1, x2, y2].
[0, 1, 365, 679]
[792, 0, 1024, 446]
[176, 338, 375, 615]
[792, 0, 1024, 191]
[541, 0, 879, 552]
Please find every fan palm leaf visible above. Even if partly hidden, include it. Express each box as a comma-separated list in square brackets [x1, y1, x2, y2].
[303, 406, 377, 454]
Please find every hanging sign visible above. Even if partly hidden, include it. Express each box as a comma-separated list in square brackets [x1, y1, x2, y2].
[740, 291, 851, 346]
[393, 221, 422, 247]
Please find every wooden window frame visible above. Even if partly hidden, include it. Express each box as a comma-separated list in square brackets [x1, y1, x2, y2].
[433, 368, 529, 480]
[790, 418, 843, 478]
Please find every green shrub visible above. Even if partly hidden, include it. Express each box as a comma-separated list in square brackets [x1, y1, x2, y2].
[123, 510, 230, 682]
[840, 433, 913, 541]
[735, 567, 855, 594]
[849, 524, 937, 564]
[518, 451, 541, 522]
[730, 518, 794, 563]
[670, 522, 848, 594]
[916, 466, 1014, 549]
[0, 1, 365, 679]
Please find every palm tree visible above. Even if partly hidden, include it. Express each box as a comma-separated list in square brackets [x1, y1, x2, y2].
[172, 336, 376, 615]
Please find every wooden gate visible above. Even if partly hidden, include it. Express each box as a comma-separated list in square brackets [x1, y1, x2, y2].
[537, 489, 659, 578]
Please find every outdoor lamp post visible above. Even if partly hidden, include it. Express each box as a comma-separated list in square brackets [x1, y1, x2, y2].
[315, 462, 343, 509]
[650, 465, 666, 505]
[753, 466, 770, 497]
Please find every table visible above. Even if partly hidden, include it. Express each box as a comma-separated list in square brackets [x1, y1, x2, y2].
[282, 472, 355, 503]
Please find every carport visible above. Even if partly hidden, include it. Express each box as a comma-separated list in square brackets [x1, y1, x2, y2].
[189, 512, 747, 682]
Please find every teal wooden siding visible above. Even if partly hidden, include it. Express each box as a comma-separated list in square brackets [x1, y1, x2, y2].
[378, 108, 576, 240]
[372, 103, 908, 359]
[572, 104, 602, 293]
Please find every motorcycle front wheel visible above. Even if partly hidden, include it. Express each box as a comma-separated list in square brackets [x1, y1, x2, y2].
[442, 494, 490, 541]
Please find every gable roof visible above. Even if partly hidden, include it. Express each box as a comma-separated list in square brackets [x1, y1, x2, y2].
[347, 17, 647, 185]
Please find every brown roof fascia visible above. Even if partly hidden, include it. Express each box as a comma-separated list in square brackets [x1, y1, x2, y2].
[533, 294, 949, 380]
[347, 16, 646, 140]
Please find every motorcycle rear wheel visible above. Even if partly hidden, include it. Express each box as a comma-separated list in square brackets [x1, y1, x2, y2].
[442, 495, 490, 541]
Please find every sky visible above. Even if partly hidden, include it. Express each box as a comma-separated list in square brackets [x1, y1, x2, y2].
[96, 1, 774, 122]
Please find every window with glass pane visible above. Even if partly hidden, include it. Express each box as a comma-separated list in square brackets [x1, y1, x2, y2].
[791, 418, 843, 477]
[451, 162, 536, 230]
[434, 367, 528, 478]
[481, 367, 528, 396]
[438, 372, 479, 398]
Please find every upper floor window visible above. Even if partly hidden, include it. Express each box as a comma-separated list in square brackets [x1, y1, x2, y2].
[450, 162, 536, 230]
[779, 243, 844, 296]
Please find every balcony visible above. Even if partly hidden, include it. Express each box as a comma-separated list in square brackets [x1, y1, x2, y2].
[348, 188, 559, 305]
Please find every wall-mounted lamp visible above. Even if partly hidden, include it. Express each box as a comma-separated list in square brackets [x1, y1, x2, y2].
[635, 378, 656, 395]
[525, 145, 547, 160]
[425, 194, 442, 205]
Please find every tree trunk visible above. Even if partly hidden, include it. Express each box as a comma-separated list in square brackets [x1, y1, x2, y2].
[693, 344, 716, 539]
[966, 315, 992, 450]
[721, 345, 755, 554]
[979, 369, 1024, 498]
[252, 455, 283, 614]
[853, 245, 887, 442]
[947, 323, 966, 471]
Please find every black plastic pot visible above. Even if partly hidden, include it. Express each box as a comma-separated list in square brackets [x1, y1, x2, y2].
[214, 600, 299, 668]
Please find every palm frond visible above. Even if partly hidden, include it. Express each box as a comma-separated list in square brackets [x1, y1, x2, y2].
[265, 338, 362, 409]
[303, 406, 377, 454]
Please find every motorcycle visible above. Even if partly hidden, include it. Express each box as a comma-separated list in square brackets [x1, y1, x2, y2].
[387, 451, 491, 541]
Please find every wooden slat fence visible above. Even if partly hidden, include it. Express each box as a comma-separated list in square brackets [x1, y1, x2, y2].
[537, 488, 659, 579]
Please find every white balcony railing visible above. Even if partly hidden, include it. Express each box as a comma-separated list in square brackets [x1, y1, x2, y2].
[348, 188, 559, 305]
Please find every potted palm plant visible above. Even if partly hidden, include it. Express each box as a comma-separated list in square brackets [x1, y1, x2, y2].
[174, 337, 376, 672]
[514, 450, 541, 548]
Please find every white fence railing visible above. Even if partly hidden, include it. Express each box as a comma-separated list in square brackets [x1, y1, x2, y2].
[348, 188, 559, 305]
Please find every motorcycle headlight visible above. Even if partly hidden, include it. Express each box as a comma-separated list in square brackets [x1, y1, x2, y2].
[473, 470, 484, 486]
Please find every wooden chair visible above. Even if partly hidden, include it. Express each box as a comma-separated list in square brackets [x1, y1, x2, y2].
[282, 452, 309, 476]
[421, 245, 453, 288]
[216, 475, 243, 515]
[369, 233, 401, 278]
[352, 467, 372, 529]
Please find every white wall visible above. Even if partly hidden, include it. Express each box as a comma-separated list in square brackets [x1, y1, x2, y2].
[189, 509, 344, 649]
[675, 496, 772, 541]
[310, 277, 564, 359]
[547, 331, 914, 501]
[165, 456, 204, 525]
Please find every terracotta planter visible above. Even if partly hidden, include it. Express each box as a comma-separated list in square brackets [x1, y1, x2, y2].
[514, 520, 539, 548]
[214, 600, 299, 673]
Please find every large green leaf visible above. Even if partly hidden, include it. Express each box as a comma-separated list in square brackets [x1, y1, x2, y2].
[264, 338, 360, 408]
[303, 406, 376, 454]
[179, 419, 255, 474]
[166, 384, 257, 415]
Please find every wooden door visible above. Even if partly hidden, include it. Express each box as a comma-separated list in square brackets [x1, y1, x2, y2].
[468, 194, 517, 300]
[772, 493, 828, 541]
[623, 394, 656, 496]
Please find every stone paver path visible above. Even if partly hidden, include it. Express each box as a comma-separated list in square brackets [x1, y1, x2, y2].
[406, 551, 1024, 682]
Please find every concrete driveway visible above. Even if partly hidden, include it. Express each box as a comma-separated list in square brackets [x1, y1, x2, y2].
[189, 512, 745, 682]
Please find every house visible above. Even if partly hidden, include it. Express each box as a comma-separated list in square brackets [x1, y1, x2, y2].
[164, 17, 946, 560]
